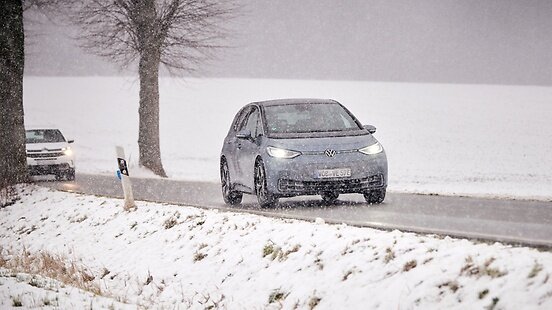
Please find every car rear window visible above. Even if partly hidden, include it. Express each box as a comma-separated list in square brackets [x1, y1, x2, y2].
[25, 129, 66, 143]
[264, 103, 362, 135]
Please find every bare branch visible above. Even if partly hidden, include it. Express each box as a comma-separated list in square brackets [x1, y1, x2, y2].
[68, 0, 236, 73]
[23, 0, 63, 11]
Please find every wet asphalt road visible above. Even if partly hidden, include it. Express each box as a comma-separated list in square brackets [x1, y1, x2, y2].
[40, 173, 552, 247]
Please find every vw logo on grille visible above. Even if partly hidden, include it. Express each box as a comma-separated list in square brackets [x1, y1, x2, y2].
[325, 149, 337, 157]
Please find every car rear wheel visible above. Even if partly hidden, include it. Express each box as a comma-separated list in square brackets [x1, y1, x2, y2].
[321, 192, 339, 203]
[221, 160, 242, 205]
[255, 160, 278, 208]
[364, 189, 386, 204]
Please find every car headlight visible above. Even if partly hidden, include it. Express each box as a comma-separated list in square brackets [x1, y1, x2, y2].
[62, 147, 73, 156]
[266, 146, 301, 159]
[358, 142, 383, 155]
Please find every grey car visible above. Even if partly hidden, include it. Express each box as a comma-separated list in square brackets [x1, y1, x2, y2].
[220, 99, 388, 207]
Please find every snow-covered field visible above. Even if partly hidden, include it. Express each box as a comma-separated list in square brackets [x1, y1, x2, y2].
[1, 186, 551, 309]
[23, 77, 552, 200]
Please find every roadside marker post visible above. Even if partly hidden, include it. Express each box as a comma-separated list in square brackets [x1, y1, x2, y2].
[116, 146, 136, 211]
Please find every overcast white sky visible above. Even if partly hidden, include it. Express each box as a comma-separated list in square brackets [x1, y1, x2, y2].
[24, 0, 552, 85]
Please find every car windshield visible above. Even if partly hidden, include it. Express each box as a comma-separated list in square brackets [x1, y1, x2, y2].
[25, 129, 66, 144]
[264, 103, 362, 134]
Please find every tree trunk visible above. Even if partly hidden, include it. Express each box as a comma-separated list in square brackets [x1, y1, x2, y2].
[0, 0, 28, 197]
[136, 0, 167, 177]
[138, 47, 166, 177]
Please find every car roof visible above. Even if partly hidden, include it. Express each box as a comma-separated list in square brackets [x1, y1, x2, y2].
[25, 128, 62, 131]
[251, 98, 339, 107]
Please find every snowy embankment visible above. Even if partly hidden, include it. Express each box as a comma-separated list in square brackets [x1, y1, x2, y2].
[23, 77, 552, 200]
[1, 186, 551, 309]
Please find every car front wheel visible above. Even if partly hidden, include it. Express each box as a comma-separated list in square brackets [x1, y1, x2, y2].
[66, 168, 75, 181]
[364, 188, 386, 204]
[221, 160, 242, 205]
[254, 160, 278, 208]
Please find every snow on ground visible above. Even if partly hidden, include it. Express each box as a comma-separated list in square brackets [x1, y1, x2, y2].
[1, 186, 551, 309]
[0, 271, 133, 309]
[23, 77, 552, 200]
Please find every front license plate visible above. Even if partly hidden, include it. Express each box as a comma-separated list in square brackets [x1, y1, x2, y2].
[316, 168, 351, 179]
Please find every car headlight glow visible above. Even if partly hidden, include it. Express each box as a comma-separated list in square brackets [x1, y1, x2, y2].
[358, 142, 383, 155]
[266, 146, 301, 159]
[62, 147, 73, 156]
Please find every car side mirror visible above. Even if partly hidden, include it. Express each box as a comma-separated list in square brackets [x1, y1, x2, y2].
[363, 125, 377, 134]
[67, 139, 75, 144]
[236, 130, 252, 140]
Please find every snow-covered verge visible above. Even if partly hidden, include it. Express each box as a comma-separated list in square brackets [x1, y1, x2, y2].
[1, 186, 551, 309]
[0, 271, 132, 309]
[23, 77, 552, 200]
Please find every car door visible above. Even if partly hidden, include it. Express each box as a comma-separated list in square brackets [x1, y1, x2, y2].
[226, 106, 251, 187]
[236, 106, 262, 191]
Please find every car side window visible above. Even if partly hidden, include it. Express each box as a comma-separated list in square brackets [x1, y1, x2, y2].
[245, 108, 260, 137]
[234, 107, 252, 132]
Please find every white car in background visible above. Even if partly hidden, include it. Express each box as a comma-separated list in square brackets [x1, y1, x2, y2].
[25, 128, 76, 180]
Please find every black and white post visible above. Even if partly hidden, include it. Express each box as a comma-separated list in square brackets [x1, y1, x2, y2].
[116, 146, 136, 211]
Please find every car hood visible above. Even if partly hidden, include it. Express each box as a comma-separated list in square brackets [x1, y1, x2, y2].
[26, 142, 68, 152]
[267, 134, 379, 152]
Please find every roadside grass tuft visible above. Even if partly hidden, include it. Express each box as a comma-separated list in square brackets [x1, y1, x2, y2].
[0, 184, 18, 208]
[528, 262, 543, 279]
[198, 243, 208, 251]
[0, 249, 101, 296]
[268, 289, 288, 304]
[314, 255, 324, 270]
[308, 296, 321, 309]
[42, 296, 59, 307]
[130, 222, 138, 230]
[262, 242, 300, 262]
[384, 248, 395, 263]
[487, 297, 500, 310]
[461, 256, 507, 278]
[438, 281, 460, 293]
[403, 260, 417, 272]
[270, 247, 282, 261]
[193, 252, 207, 262]
[42, 297, 51, 306]
[12, 295, 22, 307]
[163, 212, 181, 229]
[100, 268, 110, 279]
[0, 247, 6, 268]
[70, 215, 88, 223]
[342, 269, 354, 281]
[28, 276, 41, 287]
[263, 243, 275, 257]
[478, 288, 489, 299]
[279, 244, 301, 261]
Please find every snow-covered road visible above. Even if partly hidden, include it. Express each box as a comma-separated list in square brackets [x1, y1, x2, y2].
[42, 173, 552, 247]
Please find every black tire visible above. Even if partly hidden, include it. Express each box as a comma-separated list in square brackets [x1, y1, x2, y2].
[364, 188, 386, 204]
[66, 168, 76, 181]
[221, 159, 242, 205]
[254, 160, 278, 208]
[321, 192, 339, 204]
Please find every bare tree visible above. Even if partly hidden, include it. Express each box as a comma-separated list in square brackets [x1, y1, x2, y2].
[1, 0, 72, 207]
[0, 0, 27, 207]
[70, 0, 235, 177]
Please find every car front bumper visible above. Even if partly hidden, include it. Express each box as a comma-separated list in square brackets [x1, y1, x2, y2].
[263, 151, 388, 196]
[27, 156, 75, 176]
